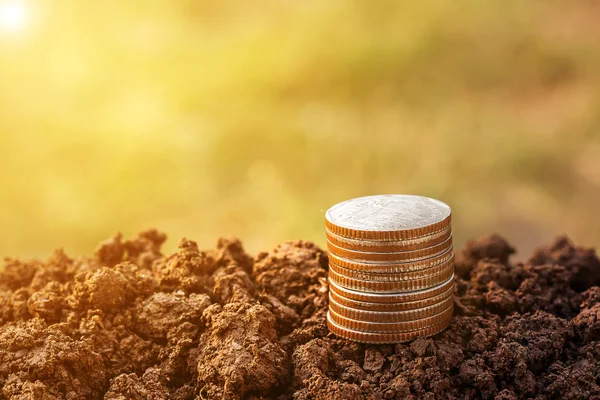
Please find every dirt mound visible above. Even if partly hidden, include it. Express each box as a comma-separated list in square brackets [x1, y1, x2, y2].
[0, 231, 599, 399]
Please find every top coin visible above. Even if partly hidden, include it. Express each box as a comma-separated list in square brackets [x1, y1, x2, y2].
[325, 195, 452, 240]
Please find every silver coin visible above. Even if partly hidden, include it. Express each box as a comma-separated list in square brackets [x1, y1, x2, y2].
[325, 194, 451, 232]
[328, 275, 455, 303]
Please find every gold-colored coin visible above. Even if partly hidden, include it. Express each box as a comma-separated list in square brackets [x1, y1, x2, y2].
[329, 275, 455, 303]
[328, 282, 454, 312]
[325, 195, 452, 241]
[327, 235, 452, 263]
[328, 292, 454, 323]
[328, 247, 454, 273]
[328, 303, 454, 333]
[326, 226, 451, 253]
[328, 264, 454, 293]
[327, 312, 452, 344]
[324, 195, 456, 344]
[329, 254, 454, 282]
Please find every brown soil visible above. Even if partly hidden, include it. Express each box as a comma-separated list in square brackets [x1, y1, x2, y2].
[0, 231, 599, 399]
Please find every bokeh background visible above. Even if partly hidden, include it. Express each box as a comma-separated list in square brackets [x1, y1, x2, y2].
[1, 0, 599, 259]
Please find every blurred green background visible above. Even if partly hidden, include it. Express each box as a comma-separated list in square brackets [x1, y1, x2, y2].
[0, 0, 599, 259]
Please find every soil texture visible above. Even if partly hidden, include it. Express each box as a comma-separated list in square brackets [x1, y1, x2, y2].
[1, 231, 599, 399]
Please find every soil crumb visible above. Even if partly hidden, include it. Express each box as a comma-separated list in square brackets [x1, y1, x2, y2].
[0, 232, 599, 399]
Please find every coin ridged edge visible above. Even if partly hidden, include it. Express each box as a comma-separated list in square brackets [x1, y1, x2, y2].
[329, 283, 454, 311]
[328, 247, 454, 273]
[327, 312, 452, 343]
[329, 304, 454, 333]
[329, 254, 454, 282]
[329, 275, 455, 303]
[325, 213, 452, 241]
[329, 264, 454, 293]
[329, 292, 454, 323]
[327, 235, 453, 262]
[326, 226, 452, 252]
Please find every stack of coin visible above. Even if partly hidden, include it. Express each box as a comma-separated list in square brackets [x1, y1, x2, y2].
[325, 194, 455, 344]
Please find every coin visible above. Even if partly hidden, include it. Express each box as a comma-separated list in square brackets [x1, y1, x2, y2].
[324, 195, 455, 343]
[327, 312, 452, 344]
[328, 246, 454, 273]
[328, 275, 455, 303]
[328, 304, 454, 333]
[325, 195, 451, 241]
[329, 253, 454, 282]
[329, 282, 454, 312]
[327, 235, 452, 262]
[329, 292, 454, 322]
[328, 264, 454, 293]
[326, 225, 451, 252]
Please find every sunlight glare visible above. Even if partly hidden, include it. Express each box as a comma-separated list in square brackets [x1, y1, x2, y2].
[0, 2, 28, 33]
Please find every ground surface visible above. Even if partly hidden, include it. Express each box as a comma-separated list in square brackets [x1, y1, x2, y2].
[0, 231, 599, 399]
